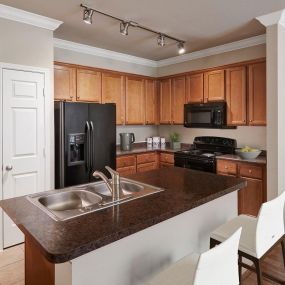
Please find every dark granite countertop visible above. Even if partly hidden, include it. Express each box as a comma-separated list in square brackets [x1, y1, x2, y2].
[116, 146, 177, 156]
[0, 168, 246, 264]
[216, 154, 266, 165]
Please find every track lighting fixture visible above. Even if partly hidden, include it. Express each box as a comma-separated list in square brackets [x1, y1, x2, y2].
[83, 7, 94, 24]
[157, 34, 166, 47]
[120, 22, 130, 36]
[80, 4, 186, 55]
[177, 42, 186, 54]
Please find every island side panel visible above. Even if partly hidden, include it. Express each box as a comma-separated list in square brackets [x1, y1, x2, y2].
[70, 191, 238, 285]
[25, 235, 55, 285]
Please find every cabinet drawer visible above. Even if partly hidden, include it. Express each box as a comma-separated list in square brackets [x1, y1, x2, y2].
[160, 162, 174, 168]
[137, 152, 157, 164]
[239, 164, 263, 179]
[117, 166, 136, 176]
[216, 160, 237, 175]
[160, 153, 174, 164]
[116, 155, 136, 168]
[137, 162, 157, 173]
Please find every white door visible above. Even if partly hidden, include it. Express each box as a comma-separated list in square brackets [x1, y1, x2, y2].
[2, 69, 45, 248]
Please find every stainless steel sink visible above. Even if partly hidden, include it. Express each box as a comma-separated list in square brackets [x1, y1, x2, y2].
[38, 190, 102, 211]
[27, 178, 164, 221]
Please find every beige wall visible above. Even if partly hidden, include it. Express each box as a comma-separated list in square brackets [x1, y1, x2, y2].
[158, 44, 266, 76]
[158, 125, 266, 149]
[54, 47, 157, 77]
[0, 18, 54, 69]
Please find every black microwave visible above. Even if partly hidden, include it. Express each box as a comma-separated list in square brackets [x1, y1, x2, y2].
[184, 102, 226, 128]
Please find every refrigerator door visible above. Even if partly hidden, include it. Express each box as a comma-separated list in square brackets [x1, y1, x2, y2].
[88, 103, 116, 181]
[56, 102, 90, 188]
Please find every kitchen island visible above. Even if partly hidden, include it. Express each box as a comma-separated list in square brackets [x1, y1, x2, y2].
[0, 167, 246, 285]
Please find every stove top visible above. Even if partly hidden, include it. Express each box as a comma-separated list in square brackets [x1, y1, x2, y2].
[176, 149, 223, 158]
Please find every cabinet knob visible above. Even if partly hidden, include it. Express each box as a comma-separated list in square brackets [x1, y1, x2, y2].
[224, 166, 228, 169]
[77, 96, 80, 99]
[249, 169, 252, 173]
[250, 120, 253, 122]
[243, 120, 246, 122]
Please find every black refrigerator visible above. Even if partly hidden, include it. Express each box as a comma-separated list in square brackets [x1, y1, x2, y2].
[54, 102, 116, 189]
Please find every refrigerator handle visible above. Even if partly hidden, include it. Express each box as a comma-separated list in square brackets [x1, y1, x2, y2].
[90, 121, 94, 169]
[85, 121, 91, 170]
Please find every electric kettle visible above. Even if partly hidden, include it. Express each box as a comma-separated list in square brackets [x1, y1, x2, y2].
[119, 133, 135, 151]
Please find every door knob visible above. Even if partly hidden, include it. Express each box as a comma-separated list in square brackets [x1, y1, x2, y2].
[6, 165, 13, 171]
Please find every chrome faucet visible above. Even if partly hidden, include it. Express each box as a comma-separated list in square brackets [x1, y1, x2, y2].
[93, 166, 122, 201]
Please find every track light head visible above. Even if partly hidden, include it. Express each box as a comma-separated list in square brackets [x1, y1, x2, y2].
[157, 34, 166, 47]
[177, 42, 185, 54]
[83, 7, 94, 24]
[120, 21, 130, 36]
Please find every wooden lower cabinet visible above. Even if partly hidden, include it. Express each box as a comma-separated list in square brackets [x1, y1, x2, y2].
[238, 177, 263, 216]
[217, 159, 266, 216]
[116, 152, 174, 174]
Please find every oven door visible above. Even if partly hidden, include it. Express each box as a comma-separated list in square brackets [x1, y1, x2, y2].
[187, 157, 216, 173]
[184, 104, 214, 128]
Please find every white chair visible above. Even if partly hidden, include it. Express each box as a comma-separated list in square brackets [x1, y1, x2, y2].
[144, 228, 241, 285]
[210, 191, 285, 285]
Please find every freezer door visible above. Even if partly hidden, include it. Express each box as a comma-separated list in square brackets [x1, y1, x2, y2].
[88, 103, 116, 180]
[63, 102, 90, 187]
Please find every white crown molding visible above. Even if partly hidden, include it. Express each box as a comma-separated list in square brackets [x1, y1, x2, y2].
[256, 9, 285, 28]
[157, 34, 266, 67]
[54, 38, 158, 67]
[0, 4, 62, 31]
[54, 34, 266, 68]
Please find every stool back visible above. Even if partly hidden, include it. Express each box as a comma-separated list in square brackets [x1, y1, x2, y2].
[193, 228, 241, 285]
[256, 191, 285, 258]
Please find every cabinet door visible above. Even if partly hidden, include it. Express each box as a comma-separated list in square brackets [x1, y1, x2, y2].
[204, 69, 225, 102]
[125, 76, 145, 124]
[102, 72, 125, 125]
[226, 66, 247, 125]
[145, 79, 157, 125]
[159, 79, 172, 124]
[186, 73, 204, 103]
[77, 68, 101, 102]
[238, 177, 263, 216]
[248, 62, 266, 125]
[172, 76, 186, 124]
[54, 64, 76, 101]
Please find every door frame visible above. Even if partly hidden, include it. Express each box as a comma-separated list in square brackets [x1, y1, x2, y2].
[0, 62, 53, 250]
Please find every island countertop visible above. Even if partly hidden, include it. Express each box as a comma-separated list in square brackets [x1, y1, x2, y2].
[0, 167, 246, 264]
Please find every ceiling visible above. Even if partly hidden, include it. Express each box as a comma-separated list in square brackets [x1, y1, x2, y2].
[1, 0, 285, 60]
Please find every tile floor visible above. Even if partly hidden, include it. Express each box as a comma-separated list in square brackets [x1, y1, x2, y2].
[0, 244, 24, 285]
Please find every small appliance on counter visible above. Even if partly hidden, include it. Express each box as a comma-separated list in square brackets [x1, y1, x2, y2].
[174, 136, 237, 173]
[119, 133, 135, 151]
[152, 137, 160, 148]
[146, 137, 153, 148]
[160, 137, 166, 147]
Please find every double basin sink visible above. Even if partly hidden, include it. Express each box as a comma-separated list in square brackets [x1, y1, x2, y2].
[27, 178, 164, 221]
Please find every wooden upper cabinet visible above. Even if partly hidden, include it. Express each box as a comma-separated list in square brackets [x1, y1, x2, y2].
[145, 79, 157, 125]
[226, 66, 247, 126]
[172, 76, 186, 124]
[102, 72, 125, 125]
[248, 61, 266, 126]
[186, 73, 204, 103]
[159, 79, 172, 124]
[76, 68, 101, 102]
[54, 64, 76, 101]
[125, 76, 145, 125]
[204, 69, 225, 102]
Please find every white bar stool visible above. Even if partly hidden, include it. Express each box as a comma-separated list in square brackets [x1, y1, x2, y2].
[144, 228, 241, 285]
[210, 192, 285, 285]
